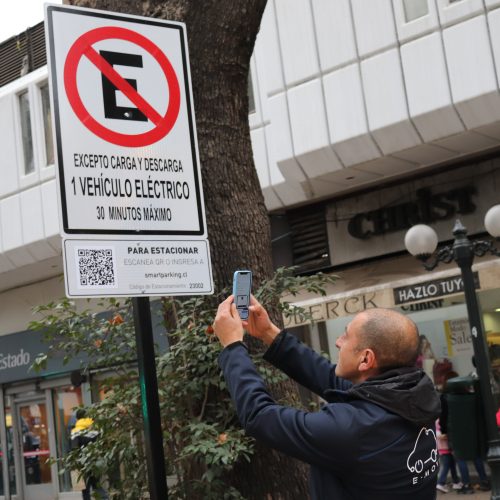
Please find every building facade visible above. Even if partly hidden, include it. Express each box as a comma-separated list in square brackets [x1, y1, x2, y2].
[249, 0, 500, 387]
[1, 0, 500, 497]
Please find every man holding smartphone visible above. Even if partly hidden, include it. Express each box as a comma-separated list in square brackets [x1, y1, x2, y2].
[213, 296, 441, 499]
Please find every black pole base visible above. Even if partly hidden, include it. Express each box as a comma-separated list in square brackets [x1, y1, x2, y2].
[487, 439, 500, 500]
[132, 296, 168, 500]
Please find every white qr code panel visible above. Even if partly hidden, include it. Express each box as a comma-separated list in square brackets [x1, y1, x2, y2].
[76, 247, 118, 288]
[64, 239, 213, 297]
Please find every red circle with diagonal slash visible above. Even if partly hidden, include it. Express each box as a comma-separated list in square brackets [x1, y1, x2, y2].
[64, 26, 180, 147]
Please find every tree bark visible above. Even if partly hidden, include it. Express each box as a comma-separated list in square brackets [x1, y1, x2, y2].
[68, 1, 309, 497]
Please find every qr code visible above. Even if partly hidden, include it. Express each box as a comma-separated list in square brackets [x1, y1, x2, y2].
[76, 247, 117, 288]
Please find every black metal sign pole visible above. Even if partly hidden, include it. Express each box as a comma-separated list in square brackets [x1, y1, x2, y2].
[132, 296, 168, 499]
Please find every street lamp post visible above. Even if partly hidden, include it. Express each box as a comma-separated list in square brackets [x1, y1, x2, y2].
[404, 205, 500, 499]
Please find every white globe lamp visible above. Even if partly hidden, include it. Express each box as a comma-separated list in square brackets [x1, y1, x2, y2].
[484, 204, 500, 238]
[404, 224, 438, 257]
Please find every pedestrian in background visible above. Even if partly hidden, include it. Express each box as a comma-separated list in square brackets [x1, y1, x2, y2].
[435, 417, 462, 493]
[213, 296, 441, 499]
[436, 370, 464, 494]
[70, 408, 108, 500]
[441, 366, 491, 494]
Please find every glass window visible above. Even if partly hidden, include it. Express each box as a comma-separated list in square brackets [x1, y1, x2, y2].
[318, 292, 500, 392]
[403, 0, 429, 22]
[18, 90, 35, 175]
[248, 69, 256, 114]
[52, 385, 84, 493]
[18, 401, 52, 486]
[40, 83, 54, 166]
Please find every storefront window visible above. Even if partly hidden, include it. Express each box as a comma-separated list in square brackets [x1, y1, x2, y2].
[321, 301, 473, 379]
[52, 385, 84, 493]
[400, 302, 472, 381]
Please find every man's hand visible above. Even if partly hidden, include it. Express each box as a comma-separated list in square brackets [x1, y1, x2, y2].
[243, 295, 280, 346]
[213, 296, 244, 348]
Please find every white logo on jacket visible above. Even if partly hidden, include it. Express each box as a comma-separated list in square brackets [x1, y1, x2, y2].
[407, 427, 438, 484]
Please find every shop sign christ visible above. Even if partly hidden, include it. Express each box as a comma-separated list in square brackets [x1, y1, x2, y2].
[45, 5, 213, 297]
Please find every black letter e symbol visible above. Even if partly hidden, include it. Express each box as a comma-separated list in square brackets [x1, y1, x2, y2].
[100, 50, 147, 122]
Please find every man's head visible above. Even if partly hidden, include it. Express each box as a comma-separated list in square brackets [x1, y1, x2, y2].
[75, 408, 86, 420]
[335, 308, 419, 384]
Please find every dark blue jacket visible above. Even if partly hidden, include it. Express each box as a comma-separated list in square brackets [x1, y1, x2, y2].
[219, 331, 441, 499]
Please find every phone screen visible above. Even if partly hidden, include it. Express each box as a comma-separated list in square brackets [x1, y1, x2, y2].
[233, 271, 252, 319]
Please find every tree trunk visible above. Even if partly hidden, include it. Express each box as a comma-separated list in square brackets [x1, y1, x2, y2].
[68, 1, 309, 497]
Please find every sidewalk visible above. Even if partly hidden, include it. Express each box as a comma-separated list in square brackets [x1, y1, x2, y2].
[437, 485, 491, 499]
[439, 491, 490, 499]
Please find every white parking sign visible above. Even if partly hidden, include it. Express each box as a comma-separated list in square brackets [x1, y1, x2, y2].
[46, 4, 206, 236]
[45, 4, 213, 296]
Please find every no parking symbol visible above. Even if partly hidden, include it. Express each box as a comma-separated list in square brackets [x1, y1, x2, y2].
[64, 26, 181, 147]
[45, 4, 207, 238]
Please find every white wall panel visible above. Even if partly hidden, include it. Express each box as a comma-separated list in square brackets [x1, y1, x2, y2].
[443, 15, 500, 128]
[264, 93, 309, 205]
[253, 0, 285, 97]
[0, 254, 15, 274]
[316, 167, 381, 187]
[0, 202, 15, 273]
[41, 179, 60, 238]
[361, 49, 409, 129]
[0, 195, 35, 267]
[307, 177, 350, 198]
[248, 58, 264, 129]
[0, 277, 65, 335]
[20, 186, 58, 261]
[0, 95, 20, 197]
[323, 64, 380, 166]
[475, 121, 500, 140]
[20, 186, 44, 244]
[401, 32, 464, 141]
[354, 156, 417, 176]
[361, 49, 421, 153]
[250, 128, 270, 188]
[275, 0, 319, 86]
[269, 172, 308, 206]
[287, 79, 341, 178]
[311, 0, 356, 72]
[487, 9, 500, 100]
[391, 143, 456, 164]
[413, 107, 466, 143]
[262, 187, 282, 211]
[1, 195, 23, 251]
[351, 0, 397, 57]
[266, 93, 305, 182]
[436, 0, 484, 27]
[370, 121, 421, 155]
[434, 130, 500, 153]
[401, 33, 452, 117]
[250, 127, 282, 210]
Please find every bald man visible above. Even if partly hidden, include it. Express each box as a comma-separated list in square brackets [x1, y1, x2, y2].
[214, 296, 441, 500]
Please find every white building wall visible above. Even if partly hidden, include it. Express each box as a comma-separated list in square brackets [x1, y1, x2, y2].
[4, 0, 500, 293]
[0, 67, 62, 293]
[250, 0, 500, 210]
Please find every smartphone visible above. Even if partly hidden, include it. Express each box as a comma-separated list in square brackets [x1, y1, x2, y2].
[232, 270, 252, 320]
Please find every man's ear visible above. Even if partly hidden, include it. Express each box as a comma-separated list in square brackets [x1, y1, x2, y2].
[358, 349, 377, 372]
